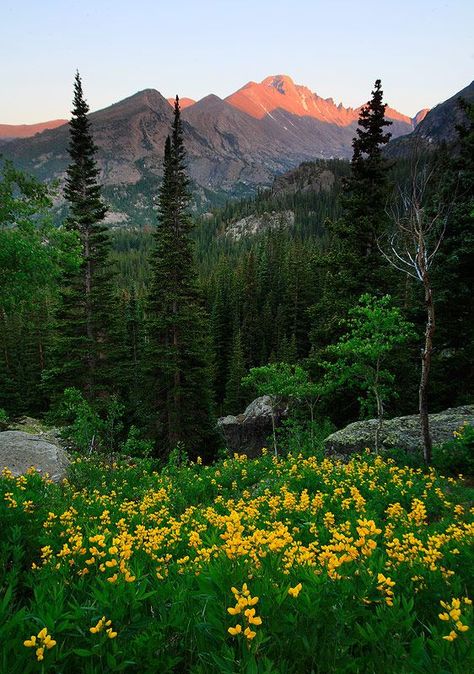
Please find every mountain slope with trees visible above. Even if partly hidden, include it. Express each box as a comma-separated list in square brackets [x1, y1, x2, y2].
[1, 75, 473, 468]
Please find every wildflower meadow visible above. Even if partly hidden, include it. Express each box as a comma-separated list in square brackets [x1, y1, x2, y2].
[1, 448, 473, 673]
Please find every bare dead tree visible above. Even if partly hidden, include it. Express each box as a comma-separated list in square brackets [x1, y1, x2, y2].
[379, 154, 450, 464]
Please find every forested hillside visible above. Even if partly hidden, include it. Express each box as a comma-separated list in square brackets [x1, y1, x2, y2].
[1, 75, 473, 461]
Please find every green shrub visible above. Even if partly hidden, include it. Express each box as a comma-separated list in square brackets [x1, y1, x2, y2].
[0, 408, 9, 425]
[53, 387, 103, 452]
[432, 423, 474, 477]
[121, 425, 154, 458]
[101, 395, 125, 455]
[383, 446, 424, 470]
[277, 417, 335, 457]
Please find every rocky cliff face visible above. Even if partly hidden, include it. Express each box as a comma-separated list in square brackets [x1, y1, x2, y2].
[224, 210, 295, 241]
[386, 80, 474, 158]
[271, 162, 336, 195]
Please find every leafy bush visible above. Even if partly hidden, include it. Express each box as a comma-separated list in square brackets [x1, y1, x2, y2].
[50, 389, 128, 456]
[0, 408, 9, 425]
[432, 423, 474, 476]
[277, 417, 335, 457]
[54, 387, 103, 452]
[121, 425, 154, 458]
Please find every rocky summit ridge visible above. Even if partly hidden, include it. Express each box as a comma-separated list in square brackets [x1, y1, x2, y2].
[5, 74, 467, 225]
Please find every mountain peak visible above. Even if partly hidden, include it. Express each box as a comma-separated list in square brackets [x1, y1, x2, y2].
[413, 108, 430, 126]
[224, 74, 414, 129]
[225, 75, 354, 125]
[262, 74, 295, 94]
[99, 88, 171, 118]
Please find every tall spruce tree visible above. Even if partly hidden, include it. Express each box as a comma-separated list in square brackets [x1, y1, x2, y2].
[146, 98, 215, 458]
[344, 79, 393, 260]
[112, 286, 145, 421]
[311, 79, 394, 350]
[47, 72, 113, 402]
[337, 78, 394, 292]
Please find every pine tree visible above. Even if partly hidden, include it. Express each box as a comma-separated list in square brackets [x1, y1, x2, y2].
[341, 78, 394, 289]
[210, 260, 234, 409]
[311, 80, 394, 350]
[48, 72, 113, 402]
[241, 251, 262, 366]
[146, 97, 215, 458]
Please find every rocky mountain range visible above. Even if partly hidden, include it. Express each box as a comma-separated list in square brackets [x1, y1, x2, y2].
[0, 119, 67, 141]
[386, 80, 474, 158]
[2, 74, 463, 225]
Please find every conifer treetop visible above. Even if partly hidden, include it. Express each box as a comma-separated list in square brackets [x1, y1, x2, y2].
[352, 79, 393, 165]
[64, 71, 107, 229]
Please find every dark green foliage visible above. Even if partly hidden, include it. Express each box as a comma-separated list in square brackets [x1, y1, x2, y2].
[2, 75, 472, 459]
[432, 423, 474, 476]
[53, 387, 102, 452]
[0, 408, 9, 427]
[48, 72, 114, 402]
[145, 99, 216, 458]
[0, 159, 79, 415]
[110, 286, 146, 424]
[210, 260, 235, 407]
[432, 101, 474, 405]
[223, 328, 247, 415]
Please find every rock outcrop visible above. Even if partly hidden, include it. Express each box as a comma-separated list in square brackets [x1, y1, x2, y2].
[271, 163, 335, 196]
[324, 405, 474, 457]
[225, 210, 294, 241]
[0, 430, 70, 482]
[217, 396, 288, 457]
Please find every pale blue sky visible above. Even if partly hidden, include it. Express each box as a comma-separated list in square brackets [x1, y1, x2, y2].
[1, 0, 473, 123]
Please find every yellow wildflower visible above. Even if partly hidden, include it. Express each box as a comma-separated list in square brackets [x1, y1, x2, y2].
[24, 628, 56, 661]
[288, 583, 302, 598]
